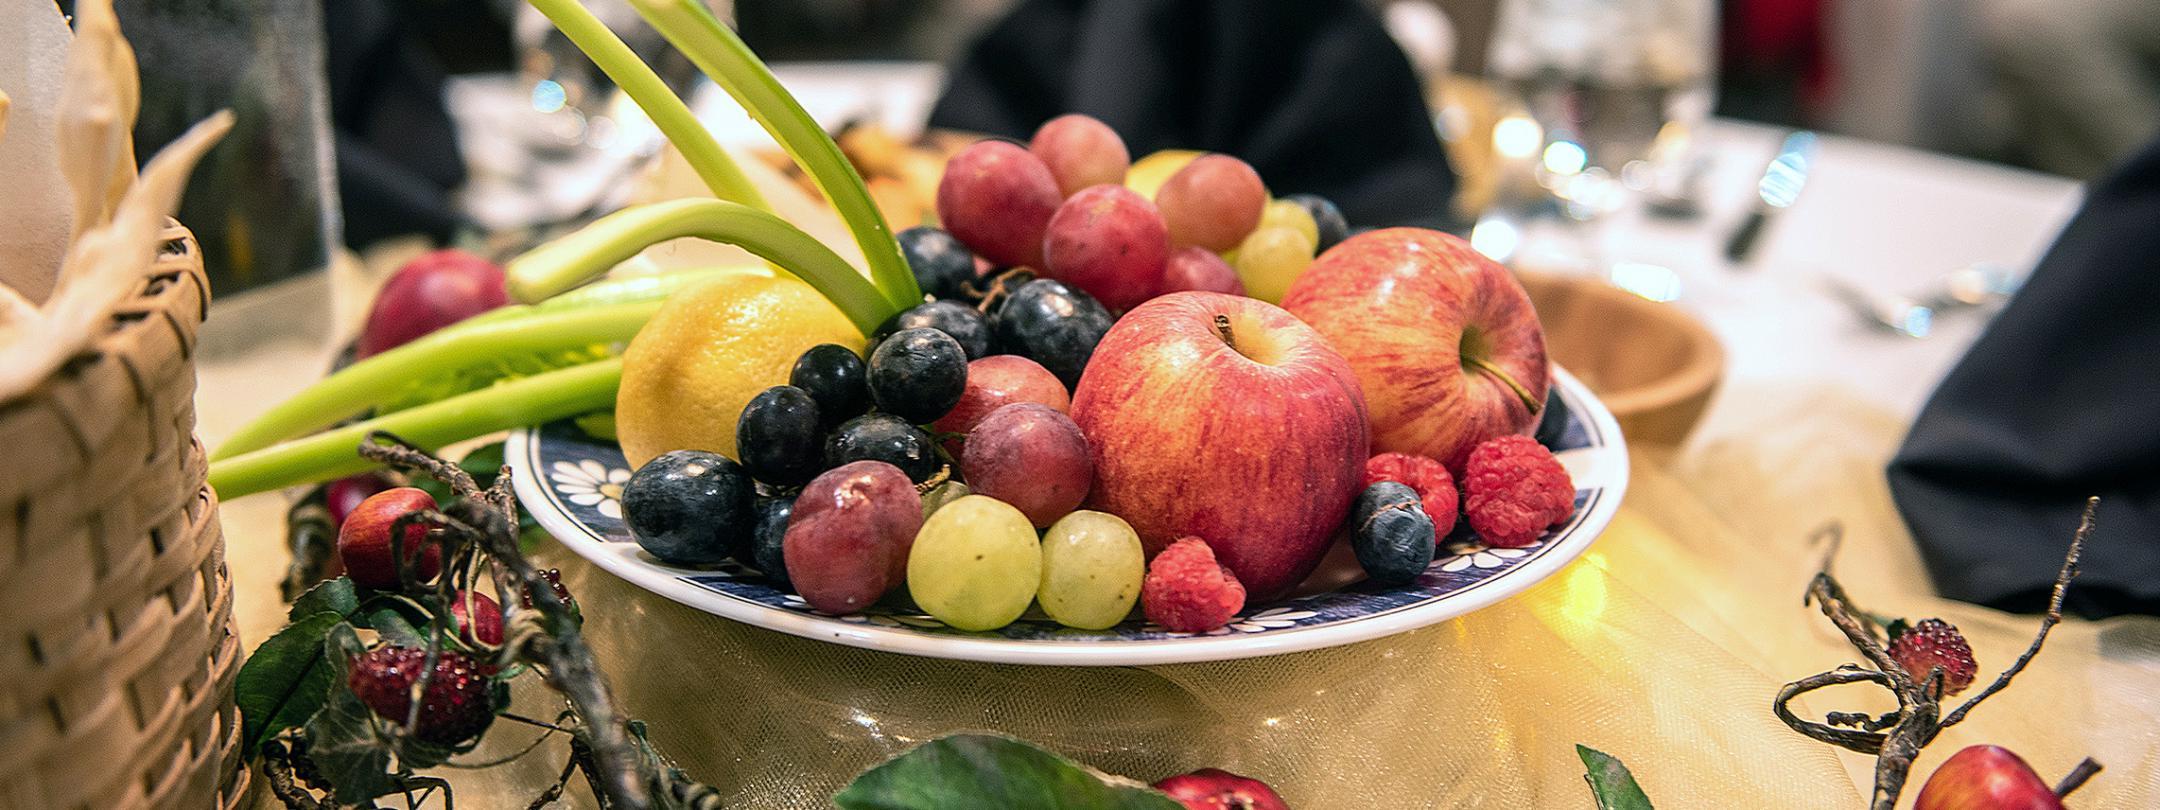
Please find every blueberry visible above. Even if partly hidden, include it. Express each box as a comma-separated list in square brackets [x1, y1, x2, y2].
[825, 413, 942, 483]
[992, 279, 1114, 390]
[1534, 387, 1571, 449]
[1349, 481, 1435, 585]
[875, 300, 994, 360]
[1284, 193, 1349, 253]
[622, 450, 754, 566]
[735, 385, 824, 487]
[868, 327, 968, 423]
[791, 343, 870, 429]
[749, 495, 793, 583]
[898, 226, 979, 301]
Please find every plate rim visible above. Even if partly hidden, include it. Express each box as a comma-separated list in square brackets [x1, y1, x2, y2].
[509, 365, 1628, 666]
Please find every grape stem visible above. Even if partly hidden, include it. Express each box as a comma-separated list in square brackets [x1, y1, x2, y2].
[209, 359, 625, 499]
[506, 198, 892, 334]
[214, 301, 659, 460]
[624, 0, 920, 310]
[525, 0, 767, 212]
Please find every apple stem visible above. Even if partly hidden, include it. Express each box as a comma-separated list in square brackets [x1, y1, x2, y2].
[1463, 354, 1540, 413]
[2054, 757, 2103, 798]
[1214, 314, 1234, 345]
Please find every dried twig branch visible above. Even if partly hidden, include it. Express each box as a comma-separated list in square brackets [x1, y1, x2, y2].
[1935, 497, 2095, 733]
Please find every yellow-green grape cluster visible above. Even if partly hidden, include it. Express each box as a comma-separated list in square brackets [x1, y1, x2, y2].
[906, 495, 1042, 631]
[1036, 511, 1145, 630]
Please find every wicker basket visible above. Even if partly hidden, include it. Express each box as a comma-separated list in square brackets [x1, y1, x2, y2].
[0, 222, 247, 809]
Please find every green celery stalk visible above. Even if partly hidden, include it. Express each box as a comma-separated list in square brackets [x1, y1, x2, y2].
[506, 197, 893, 334]
[625, 0, 921, 310]
[526, 0, 767, 211]
[459, 266, 733, 328]
[213, 301, 658, 460]
[209, 359, 625, 499]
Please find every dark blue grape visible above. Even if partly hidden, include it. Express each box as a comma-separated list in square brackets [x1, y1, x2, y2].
[1284, 193, 1349, 252]
[791, 343, 870, 429]
[749, 495, 793, 583]
[622, 450, 754, 566]
[992, 279, 1114, 390]
[899, 226, 979, 301]
[1534, 387, 1571, 450]
[735, 385, 824, 487]
[825, 413, 941, 483]
[875, 300, 994, 359]
[868, 327, 968, 423]
[1349, 481, 1435, 585]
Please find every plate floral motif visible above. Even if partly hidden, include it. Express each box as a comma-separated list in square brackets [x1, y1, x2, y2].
[511, 367, 1628, 665]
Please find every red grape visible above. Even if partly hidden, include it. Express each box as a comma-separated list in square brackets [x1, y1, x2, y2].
[1029, 114, 1130, 197]
[782, 461, 923, 613]
[1160, 246, 1246, 295]
[962, 403, 1094, 528]
[1041, 184, 1169, 312]
[357, 249, 508, 358]
[1156, 155, 1266, 252]
[936, 140, 1063, 269]
[931, 355, 1071, 455]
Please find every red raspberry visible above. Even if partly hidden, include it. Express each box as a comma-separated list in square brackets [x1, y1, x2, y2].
[1461, 435, 1574, 548]
[1143, 538, 1246, 633]
[1889, 618, 1978, 696]
[348, 646, 497, 745]
[1155, 767, 1290, 810]
[1364, 452, 1459, 535]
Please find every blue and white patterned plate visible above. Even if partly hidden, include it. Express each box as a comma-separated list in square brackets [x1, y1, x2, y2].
[509, 366, 1627, 665]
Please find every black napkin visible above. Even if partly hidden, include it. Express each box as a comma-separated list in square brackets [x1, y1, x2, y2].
[1888, 135, 2160, 619]
[326, 0, 469, 250]
[927, 0, 1457, 229]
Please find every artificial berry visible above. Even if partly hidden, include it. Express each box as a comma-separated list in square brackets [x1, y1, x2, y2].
[1154, 767, 1290, 810]
[1889, 618, 1979, 696]
[450, 590, 503, 646]
[347, 646, 497, 745]
[1363, 452, 1459, 536]
[337, 487, 443, 590]
[519, 568, 577, 614]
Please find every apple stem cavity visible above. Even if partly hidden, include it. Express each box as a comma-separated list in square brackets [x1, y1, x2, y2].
[1463, 354, 1540, 413]
[1772, 498, 2101, 810]
[2054, 757, 2103, 798]
[1214, 313, 1235, 346]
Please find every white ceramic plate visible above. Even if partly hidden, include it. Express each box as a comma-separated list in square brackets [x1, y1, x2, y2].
[509, 366, 1627, 666]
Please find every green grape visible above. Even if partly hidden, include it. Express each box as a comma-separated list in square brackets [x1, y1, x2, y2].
[1036, 511, 1144, 630]
[1259, 198, 1320, 249]
[1233, 226, 1317, 304]
[921, 480, 971, 519]
[907, 495, 1042, 631]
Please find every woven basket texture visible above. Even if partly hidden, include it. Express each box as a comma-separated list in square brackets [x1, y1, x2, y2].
[0, 222, 247, 809]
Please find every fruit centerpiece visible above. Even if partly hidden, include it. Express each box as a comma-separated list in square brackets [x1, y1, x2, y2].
[209, 0, 1615, 646]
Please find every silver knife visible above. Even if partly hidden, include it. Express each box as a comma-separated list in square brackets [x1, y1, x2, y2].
[1725, 131, 1818, 263]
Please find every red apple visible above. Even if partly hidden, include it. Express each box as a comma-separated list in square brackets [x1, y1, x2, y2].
[1280, 228, 1548, 472]
[1160, 246, 1245, 295]
[1042, 184, 1170, 311]
[1915, 746, 2067, 810]
[1154, 768, 1290, 810]
[1070, 292, 1368, 600]
[337, 487, 442, 589]
[932, 355, 1071, 455]
[357, 249, 508, 358]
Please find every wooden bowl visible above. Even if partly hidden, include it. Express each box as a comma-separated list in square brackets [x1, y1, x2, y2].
[1516, 271, 1724, 447]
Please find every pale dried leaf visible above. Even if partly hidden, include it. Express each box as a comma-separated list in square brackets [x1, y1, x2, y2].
[0, 111, 231, 402]
[55, 0, 140, 240]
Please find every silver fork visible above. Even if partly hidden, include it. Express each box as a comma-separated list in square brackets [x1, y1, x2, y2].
[1822, 263, 2023, 338]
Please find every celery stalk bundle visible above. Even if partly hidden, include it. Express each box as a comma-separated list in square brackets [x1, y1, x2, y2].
[209, 0, 921, 498]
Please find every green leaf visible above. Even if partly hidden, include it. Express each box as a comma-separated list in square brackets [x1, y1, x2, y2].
[235, 611, 346, 756]
[288, 576, 359, 622]
[834, 734, 1183, 810]
[1577, 745, 1655, 810]
[303, 624, 401, 803]
[363, 606, 426, 647]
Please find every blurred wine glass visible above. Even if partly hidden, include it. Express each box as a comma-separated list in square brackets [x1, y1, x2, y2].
[1473, 0, 1716, 273]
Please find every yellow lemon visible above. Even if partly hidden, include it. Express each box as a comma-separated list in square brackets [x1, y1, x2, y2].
[616, 270, 863, 467]
[1123, 149, 1202, 200]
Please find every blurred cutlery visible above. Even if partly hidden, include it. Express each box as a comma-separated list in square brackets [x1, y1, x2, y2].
[1725, 131, 1817, 263]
